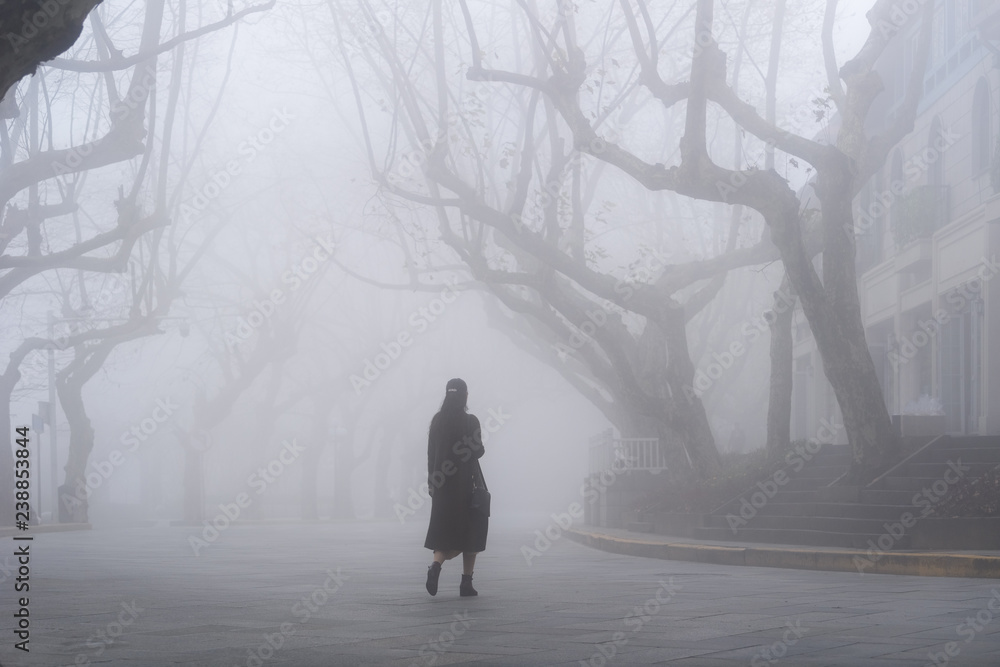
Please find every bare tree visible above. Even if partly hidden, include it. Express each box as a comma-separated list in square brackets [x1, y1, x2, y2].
[326, 1, 833, 477]
[337, 0, 931, 482]
[1, 0, 276, 525]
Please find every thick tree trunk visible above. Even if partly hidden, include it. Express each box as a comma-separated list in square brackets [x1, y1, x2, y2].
[663, 311, 722, 476]
[56, 335, 138, 522]
[766, 275, 795, 455]
[811, 296, 898, 480]
[633, 314, 721, 477]
[57, 374, 95, 523]
[771, 162, 899, 483]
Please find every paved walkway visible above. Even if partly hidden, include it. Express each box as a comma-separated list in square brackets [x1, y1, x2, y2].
[2, 515, 1000, 666]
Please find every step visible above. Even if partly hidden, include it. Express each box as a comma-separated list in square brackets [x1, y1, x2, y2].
[760, 490, 819, 503]
[881, 476, 951, 492]
[731, 502, 917, 521]
[777, 477, 837, 491]
[860, 489, 917, 505]
[702, 513, 898, 535]
[909, 448, 1000, 464]
[692, 526, 912, 550]
[714, 490, 820, 514]
[794, 465, 848, 479]
[807, 451, 852, 464]
[900, 461, 999, 478]
[946, 436, 1000, 449]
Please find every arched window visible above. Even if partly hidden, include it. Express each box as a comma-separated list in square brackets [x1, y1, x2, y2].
[973, 78, 991, 174]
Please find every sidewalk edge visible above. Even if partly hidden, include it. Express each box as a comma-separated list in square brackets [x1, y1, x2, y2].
[565, 528, 1000, 578]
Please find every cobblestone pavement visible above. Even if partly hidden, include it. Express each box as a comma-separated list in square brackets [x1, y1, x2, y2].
[2, 514, 999, 666]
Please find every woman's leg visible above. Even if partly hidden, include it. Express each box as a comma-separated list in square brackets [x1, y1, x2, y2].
[434, 549, 461, 563]
[462, 551, 477, 575]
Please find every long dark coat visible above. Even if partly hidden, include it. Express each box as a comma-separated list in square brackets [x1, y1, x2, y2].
[423, 411, 488, 552]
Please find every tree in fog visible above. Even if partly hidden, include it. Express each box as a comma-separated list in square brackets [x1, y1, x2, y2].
[461, 0, 933, 481]
[329, 1, 821, 477]
[0, 0, 274, 524]
[334, 0, 933, 482]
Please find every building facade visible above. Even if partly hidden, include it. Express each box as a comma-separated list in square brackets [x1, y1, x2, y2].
[792, 0, 1000, 441]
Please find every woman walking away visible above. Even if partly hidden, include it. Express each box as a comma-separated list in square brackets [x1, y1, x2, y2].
[424, 378, 488, 597]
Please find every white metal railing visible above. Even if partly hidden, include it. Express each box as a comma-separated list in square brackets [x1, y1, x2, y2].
[589, 433, 666, 474]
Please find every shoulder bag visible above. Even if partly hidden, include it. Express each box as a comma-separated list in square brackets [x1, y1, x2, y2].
[470, 459, 491, 517]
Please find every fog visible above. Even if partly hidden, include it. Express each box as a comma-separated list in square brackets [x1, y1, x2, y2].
[9, 1, 1000, 665]
[1, 0, 987, 566]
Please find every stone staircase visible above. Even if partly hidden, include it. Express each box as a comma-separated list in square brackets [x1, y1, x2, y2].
[688, 436, 1000, 550]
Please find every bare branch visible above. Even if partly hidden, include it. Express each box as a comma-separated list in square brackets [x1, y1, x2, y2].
[823, 0, 846, 111]
[45, 1, 276, 73]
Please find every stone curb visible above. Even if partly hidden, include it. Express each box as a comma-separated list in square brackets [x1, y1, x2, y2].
[0, 523, 91, 538]
[566, 528, 1000, 579]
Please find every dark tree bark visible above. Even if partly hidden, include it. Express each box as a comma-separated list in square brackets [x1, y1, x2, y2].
[0, 0, 103, 102]
[57, 322, 157, 522]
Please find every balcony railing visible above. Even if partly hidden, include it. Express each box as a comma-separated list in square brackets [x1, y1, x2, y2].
[891, 185, 950, 249]
[589, 435, 666, 474]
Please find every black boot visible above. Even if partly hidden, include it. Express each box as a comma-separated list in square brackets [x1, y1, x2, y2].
[460, 573, 478, 597]
[426, 561, 441, 596]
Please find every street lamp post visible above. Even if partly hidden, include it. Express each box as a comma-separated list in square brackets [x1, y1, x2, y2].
[48, 310, 58, 522]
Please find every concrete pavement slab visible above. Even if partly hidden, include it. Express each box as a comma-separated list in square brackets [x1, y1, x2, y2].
[1, 516, 999, 665]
